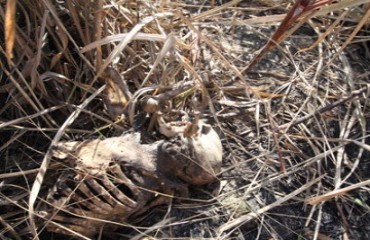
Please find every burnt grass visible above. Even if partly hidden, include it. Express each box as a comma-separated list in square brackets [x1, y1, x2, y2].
[1, 1, 370, 239]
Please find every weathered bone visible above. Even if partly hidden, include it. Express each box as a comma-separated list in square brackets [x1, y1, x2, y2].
[38, 121, 222, 238]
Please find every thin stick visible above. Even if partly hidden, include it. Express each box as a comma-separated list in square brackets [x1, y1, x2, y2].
[278, 87, 368, 130]
[306, 178, 370, 205]
[218, 175, 325, 234]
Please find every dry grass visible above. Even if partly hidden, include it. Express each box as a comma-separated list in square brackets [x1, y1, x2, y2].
[1, 0, 370, 239]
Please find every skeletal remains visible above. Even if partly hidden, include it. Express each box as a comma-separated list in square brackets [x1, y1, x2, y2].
[37, 99, 223, 237]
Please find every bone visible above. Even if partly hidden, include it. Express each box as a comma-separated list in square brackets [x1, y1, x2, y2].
[38, 123, 222, 238]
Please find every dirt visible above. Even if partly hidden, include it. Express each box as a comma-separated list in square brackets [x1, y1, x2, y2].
[1, 1, 370, 239]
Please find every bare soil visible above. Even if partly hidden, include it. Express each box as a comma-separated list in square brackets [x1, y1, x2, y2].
[1, 1, 370, 239]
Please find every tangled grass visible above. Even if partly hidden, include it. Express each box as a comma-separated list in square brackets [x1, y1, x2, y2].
[1, 0, 370, 239]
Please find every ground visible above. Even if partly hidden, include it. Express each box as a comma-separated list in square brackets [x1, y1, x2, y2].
[1, 1, 370, 239]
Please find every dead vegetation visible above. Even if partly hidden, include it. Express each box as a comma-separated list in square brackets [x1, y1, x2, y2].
[1, 0, 370, 239]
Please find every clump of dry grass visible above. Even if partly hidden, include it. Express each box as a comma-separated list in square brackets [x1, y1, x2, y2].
[1, 0, 370, 239]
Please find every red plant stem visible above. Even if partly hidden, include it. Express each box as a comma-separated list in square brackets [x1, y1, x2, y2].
[242, 0, 333, 73]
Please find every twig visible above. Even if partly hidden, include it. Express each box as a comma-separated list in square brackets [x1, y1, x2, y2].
[306, 178, 370, 205]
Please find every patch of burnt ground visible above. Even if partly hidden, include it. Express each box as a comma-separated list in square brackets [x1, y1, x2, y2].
[1, 1, 370, 239]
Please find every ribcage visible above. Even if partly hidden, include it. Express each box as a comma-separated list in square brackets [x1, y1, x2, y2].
[36, 123, 222, 238]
